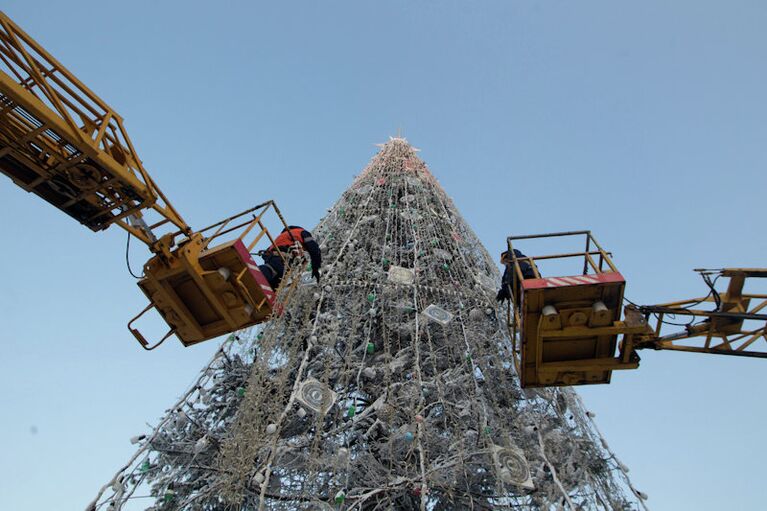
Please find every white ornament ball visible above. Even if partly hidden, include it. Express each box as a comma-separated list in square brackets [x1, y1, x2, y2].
[266, 423, 277, 434]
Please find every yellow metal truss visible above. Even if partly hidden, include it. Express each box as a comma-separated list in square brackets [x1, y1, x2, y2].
[0, 12, 301, 349]
[0, 12, 186, 247]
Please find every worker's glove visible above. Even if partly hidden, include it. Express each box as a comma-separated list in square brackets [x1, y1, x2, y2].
[496, 286, 510, 302]
[312, 267, 321, 283]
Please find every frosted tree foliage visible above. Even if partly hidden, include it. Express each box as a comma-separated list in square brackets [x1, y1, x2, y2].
[91, 139, 646, 510]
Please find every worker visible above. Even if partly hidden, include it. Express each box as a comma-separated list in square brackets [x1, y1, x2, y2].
[259, 225, 322, 289]
[496, 249, 536, 302]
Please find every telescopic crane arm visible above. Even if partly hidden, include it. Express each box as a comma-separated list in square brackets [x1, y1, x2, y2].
[0, 12, 300, 349]
[625, 268, 767, 359]
[0, 11, 197, 259]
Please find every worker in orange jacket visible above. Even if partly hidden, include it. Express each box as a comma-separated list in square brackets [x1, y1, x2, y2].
[259, 225, 322, 289]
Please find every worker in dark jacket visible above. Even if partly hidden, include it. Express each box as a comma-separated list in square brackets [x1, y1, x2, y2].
[496, 249, 536, 302]
[259, 225, 322, 289]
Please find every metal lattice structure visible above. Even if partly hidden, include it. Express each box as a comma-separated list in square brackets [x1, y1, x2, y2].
[90, 139, 647, 511]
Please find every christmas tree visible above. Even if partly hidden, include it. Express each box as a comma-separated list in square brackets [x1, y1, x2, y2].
[91, 138, 645, 511]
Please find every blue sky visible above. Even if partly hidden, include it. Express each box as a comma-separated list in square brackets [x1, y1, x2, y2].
[1, 2, 765, 509]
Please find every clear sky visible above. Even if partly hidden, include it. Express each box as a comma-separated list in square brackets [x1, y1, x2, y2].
[1, 1, 765, 509]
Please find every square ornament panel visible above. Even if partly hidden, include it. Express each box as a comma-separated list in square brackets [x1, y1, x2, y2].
[422, 304, 453, 325]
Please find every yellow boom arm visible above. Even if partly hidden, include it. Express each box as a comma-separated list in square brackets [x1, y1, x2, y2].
[0, 11, 187, 251]
[625, 268, 767, 359]
[0, 12, 301, 350]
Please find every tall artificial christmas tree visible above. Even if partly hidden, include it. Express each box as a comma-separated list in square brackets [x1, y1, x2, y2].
[91, 139, 646, 511]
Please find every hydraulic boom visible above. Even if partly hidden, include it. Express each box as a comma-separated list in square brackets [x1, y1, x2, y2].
[0, 12, 300, 349]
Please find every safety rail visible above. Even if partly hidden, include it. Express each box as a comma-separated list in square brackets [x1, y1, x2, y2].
[505, 231, 619, 335]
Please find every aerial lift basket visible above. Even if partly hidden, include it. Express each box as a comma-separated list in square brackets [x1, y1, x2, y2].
[130, 201, 299, 350]
[506, 231, 641, 388]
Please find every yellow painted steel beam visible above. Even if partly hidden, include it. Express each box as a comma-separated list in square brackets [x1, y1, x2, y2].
[0, 11, 188, 249]
[0, 12, 300, 349]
